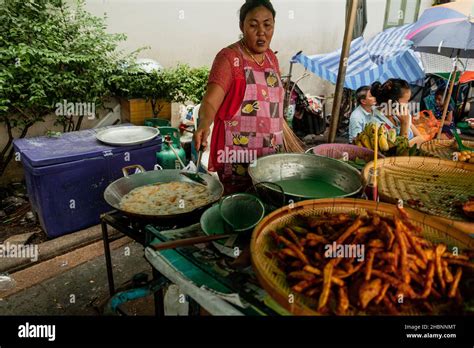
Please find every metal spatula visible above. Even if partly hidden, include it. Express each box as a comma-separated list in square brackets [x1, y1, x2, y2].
[181, 145, 207, 185]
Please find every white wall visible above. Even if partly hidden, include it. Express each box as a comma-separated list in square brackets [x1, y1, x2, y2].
[84, 0, 342, 95]
[83, 0, 433, 96]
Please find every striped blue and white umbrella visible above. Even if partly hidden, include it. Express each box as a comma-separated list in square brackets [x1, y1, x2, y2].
[292, 24, 425, 90]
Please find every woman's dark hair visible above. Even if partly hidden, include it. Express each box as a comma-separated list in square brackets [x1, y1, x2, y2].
[435, 88, 445, 97]
[239, 0, 276, 25]
[370, 78, 410, 105]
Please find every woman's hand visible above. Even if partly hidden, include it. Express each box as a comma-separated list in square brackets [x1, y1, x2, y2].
[193, 83, 226, 151]
[393, 104, 411, 138]
[194, 124, 211, 151]
[395, 108, 411, 126]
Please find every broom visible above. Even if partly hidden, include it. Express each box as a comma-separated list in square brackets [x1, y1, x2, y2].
[282, 119, 305, 153]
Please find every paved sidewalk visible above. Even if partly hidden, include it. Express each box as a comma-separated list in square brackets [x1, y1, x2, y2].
[0, 224, 121, 274]
[0, 239, 154, 315]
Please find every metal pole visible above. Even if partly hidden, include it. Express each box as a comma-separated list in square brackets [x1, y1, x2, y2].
[437, 55, 459, 139]
[328, 0, 359, 143]
[101, 218, 115, 296]
[152, 268, 165, 316]
[284, 60, 295, 117]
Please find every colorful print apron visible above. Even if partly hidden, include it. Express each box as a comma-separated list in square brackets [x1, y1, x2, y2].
[219, 46, 284, 193]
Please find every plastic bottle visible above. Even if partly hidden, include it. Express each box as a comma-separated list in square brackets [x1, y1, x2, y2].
[164, 284, 189, 316]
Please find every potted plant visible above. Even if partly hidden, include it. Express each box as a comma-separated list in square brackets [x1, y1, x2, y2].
[110, 64, 209, 126]
[110, 67, 171, 125]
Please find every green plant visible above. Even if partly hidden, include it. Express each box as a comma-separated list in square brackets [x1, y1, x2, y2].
[109, 63, 210, 116]
[0, 0, 136, 176]
[167, 64, 210, 105]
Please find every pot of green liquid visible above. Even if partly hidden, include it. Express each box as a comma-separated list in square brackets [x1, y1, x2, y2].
[248, 153, 362, 204]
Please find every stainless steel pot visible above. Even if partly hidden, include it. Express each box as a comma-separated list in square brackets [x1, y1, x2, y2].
[248, 153, 362, 203]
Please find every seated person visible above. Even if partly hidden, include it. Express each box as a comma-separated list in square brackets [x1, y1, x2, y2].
[348, 86, 379, 143]
[370, 79, 427, 147]
[428, 88, 455, 139]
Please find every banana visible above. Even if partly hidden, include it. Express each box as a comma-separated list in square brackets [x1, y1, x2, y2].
[360, 133, 372, 150]
[364, 123, 374, 135]
[379, 134, 390, 152]
[369, 132, 376, 150]
[368, 123, 378, 135]
[377, 125, 386, 137]
[354, 134, 362, 147]
[365, 123, 377, 149]
[378, 126, 389, 152]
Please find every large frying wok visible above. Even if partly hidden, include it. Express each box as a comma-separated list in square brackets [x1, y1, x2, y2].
[104, 165, 224, 224]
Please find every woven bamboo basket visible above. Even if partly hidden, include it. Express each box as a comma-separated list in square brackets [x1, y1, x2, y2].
[361, 157, 474, 225]
[420, 139, 474, 160]
[251, 198, 474, 316]
[251, 198, 474, 315]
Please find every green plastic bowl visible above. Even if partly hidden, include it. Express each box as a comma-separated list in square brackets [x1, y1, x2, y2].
[200, 204, 226, 238]
[219, 193, 265, 234]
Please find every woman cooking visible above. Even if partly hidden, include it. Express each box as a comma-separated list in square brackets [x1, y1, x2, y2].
[194, 0, 284, 194]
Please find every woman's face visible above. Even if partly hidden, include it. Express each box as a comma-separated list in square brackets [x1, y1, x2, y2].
[241, 6, 274, 54]
[399, 88, 411, 105]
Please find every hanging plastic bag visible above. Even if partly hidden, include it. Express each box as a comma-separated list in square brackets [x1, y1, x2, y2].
[412, 110, 440, 140]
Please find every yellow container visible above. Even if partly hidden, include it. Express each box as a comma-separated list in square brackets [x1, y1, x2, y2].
[120, 98, 171, 125]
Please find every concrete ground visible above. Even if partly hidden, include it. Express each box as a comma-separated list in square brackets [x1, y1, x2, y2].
[0, 238, 155, 316]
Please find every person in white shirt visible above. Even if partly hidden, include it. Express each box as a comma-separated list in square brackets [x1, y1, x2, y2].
[348, 86, 379, 143]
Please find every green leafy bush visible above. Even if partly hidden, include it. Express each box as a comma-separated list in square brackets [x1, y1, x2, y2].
[109, 63, 210, 116]
[0, 0, 135, 175]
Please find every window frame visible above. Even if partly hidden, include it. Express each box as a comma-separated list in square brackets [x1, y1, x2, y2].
[383, 0, 421, 29]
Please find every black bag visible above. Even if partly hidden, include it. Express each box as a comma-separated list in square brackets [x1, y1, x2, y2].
[288, 82, 326, 137]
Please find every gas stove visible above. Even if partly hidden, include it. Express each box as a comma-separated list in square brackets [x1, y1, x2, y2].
[101, 210, 200, 246]
[100, 210, 200, 299]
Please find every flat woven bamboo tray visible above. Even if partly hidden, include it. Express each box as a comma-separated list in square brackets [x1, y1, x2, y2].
[251, 198, 474, 316]
[361, 157, 474, 223]
[420, 139, 474, 160]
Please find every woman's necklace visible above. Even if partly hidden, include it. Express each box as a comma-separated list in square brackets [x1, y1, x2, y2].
[240, 39, 265, 67]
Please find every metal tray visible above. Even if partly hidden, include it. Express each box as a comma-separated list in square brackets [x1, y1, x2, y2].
[96, 126, 159, 146]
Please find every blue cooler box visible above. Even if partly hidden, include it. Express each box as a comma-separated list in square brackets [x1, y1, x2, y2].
[13, 125, 161, 238]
